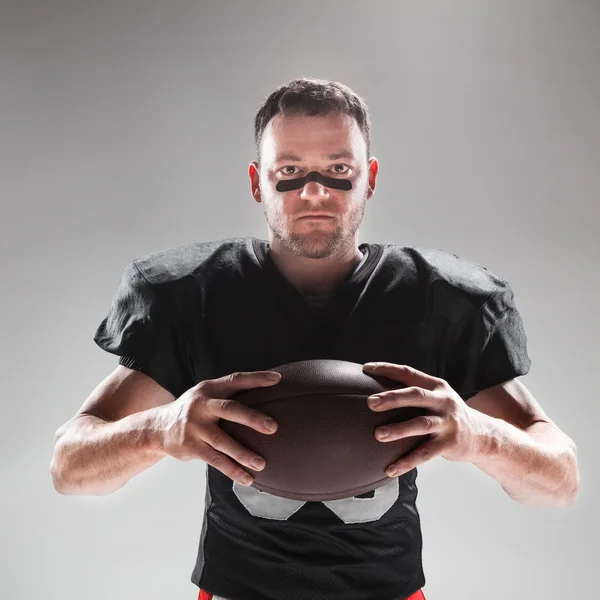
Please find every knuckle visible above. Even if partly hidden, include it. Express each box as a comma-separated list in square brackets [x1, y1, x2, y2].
[216, 398, 233, 412]
[435, 378, 448, 391]
[199, 377, 218, 391]
[194, 378, 207, 389]
[210, 430, 226, 448]
[194, 381, 209, 398]
[446, 401, 459, 417]
[192, 391, 208, 409]
[414, 386, 427, 399]
[207, 452, 227, 469]
[418, 446, 433, 461]
[420, 416, 435, 431]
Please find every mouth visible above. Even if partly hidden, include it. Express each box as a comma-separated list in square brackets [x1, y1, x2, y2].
[298, 215, 334, 219]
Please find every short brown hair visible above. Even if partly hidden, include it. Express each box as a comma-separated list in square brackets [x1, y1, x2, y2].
[254, 77, 372, 168]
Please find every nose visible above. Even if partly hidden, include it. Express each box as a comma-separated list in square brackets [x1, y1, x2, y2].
[299, 180, 330, 199]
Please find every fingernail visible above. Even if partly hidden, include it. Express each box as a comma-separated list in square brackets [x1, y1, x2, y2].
[368, 396, 382, 407]
[377, 427, 390, 439]
[241, 474, 253, 485]
[267, 372, 281, 380]
[251, 457, 266, 470]
[264, 418, 277, 431]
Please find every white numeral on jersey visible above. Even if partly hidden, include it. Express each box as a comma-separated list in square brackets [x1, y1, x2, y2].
[232, 479, 399, 524]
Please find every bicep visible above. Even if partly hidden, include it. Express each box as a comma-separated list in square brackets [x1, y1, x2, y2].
[465, 378, 553, 430]
[74, 365, 176, 423]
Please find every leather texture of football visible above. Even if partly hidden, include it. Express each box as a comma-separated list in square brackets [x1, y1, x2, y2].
[220, 359, 432, 501]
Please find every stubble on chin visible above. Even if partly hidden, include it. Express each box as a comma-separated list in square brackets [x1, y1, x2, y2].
[264, 194, 366, 258]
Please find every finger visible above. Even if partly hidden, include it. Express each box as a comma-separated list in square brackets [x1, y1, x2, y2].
[368, 386, 442, 411]
[385, 438, 446, 478]
[201, 422, 267, 478]
[203, 370, 282, 397]
[363, 363, 442, 391]
[374, 415, 444, 442]
[198, 438, 258, 487]
[204, 396, 278, 434]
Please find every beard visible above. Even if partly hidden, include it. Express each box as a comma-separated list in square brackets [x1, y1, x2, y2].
[264, 194, 367, 260]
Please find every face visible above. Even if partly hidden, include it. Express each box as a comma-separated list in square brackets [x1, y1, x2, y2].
[249, 112, 378, 260]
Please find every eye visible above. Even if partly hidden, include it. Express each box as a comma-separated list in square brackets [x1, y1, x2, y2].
[331, 164, 350, 174]
[279, 164, 351, 176]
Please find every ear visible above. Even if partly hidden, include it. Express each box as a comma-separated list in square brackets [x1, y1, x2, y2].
[366, 157, 379, 199]
[249, 162, 262, 203]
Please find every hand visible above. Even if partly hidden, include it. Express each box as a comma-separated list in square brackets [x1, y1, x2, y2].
[156, 371, 281, 487]
[362, 362, 485, 477]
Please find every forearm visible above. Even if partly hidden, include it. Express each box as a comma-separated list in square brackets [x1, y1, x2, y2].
[51, 409, 166, 496]
[470, 414, 579, 507]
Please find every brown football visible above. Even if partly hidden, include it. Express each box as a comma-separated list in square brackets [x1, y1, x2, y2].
[220, 359, 432, 501]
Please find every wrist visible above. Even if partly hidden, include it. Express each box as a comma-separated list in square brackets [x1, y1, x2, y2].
[469, 411, 502, 464]
[141, 407, 167, 456]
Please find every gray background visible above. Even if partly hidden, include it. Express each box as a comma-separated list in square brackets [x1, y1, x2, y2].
[1, 1, 598, 599]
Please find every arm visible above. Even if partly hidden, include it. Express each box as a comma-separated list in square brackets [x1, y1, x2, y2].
[467, 378, 580, 507]
[51, 410, 166, 496]
[363, 364, 579, 508]
[50, 366, 171, 496]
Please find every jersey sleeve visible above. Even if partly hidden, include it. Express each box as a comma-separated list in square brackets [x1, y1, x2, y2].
[445, 279, 532, 401]
[93, 259, 190, 398]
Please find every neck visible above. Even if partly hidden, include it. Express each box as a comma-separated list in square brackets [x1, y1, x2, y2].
[267, 242, 364, 296]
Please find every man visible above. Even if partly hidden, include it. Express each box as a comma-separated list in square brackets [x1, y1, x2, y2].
[51, 78, 579, 600]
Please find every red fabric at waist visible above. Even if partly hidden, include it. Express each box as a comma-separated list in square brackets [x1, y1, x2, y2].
[199, 589, 426, 600]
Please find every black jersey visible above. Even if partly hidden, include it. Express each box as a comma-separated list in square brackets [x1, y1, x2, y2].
[93, 237, 531, 600]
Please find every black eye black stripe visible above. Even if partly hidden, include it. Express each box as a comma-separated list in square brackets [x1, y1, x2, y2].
[276, 171, 353, 192]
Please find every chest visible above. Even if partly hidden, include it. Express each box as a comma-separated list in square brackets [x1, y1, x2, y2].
[202, 286, 452, 383]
